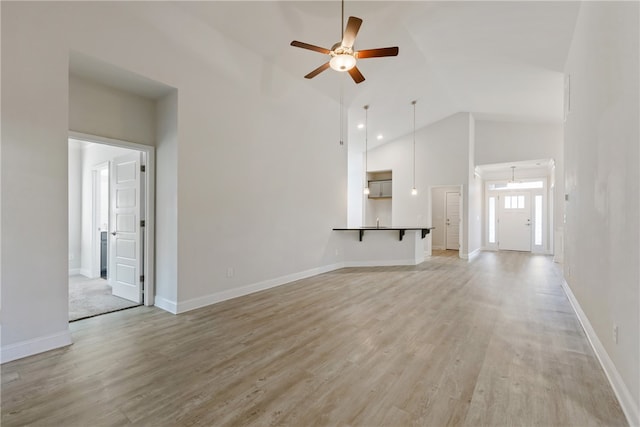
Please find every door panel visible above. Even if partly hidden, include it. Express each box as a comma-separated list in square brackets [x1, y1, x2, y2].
[499, 193, 531, 251]
[110, 152, 143, 303]
[445, 192, 460, 250]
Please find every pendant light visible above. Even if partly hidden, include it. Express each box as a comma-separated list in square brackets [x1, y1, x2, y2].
[363, 105, 370, 195]
[339, 77, 344, 145]
[411, 100, 418, 196]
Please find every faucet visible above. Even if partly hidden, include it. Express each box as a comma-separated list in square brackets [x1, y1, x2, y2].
[376, 217, 380, 228]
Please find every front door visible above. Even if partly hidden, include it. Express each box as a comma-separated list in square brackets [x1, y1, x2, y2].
[445, 192, 460, 250]
[499, 192, 531, 251]
[109, 152, 143, 303]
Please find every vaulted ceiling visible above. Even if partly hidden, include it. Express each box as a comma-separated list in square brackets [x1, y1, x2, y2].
[85, 1, 579, 149]
[173, 1, 580, 147]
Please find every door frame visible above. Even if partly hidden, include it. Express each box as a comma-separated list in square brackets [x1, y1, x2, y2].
[91, 161, 110, 279]
[429, 185, 463, 258]
[485, 177, 549, 254]
[445, 191, 461, 251]
[70, 131, 156, 306]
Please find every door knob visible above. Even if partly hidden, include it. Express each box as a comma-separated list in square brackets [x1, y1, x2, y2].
[111, 232, 117, 236]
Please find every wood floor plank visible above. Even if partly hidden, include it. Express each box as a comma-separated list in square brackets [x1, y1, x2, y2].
[1, 251, 628, 426]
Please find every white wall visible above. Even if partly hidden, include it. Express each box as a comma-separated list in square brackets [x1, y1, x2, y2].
[563, 2, 639, 424]
[363, 113, 472, 256]
[475, 120, 563, 166]
[2, 2, 72, 357]
[68, 140, 83, 274]
[347, 128, 364, 228]
[1, 1, 346, 360]
[467, 115, 481, 257]
[342, 230, 424, 266]
[154, 90, 179, 308]
[365, 199, 392, 228]
[69, 74, 157, 146]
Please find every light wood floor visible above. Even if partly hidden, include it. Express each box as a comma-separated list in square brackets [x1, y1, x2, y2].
[2, 251, 627, 426]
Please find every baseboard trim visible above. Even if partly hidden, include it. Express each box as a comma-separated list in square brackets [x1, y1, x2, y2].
[175, 263, 344, 314]
[158, 257, 429, 315]
[79, 268, 92, 278]
[460, 248, 481, 261]
[432, 245, 445, 250]
[68, 268, 80, 276]
[561, 280, 639, 427]
[1, 330, 73, 364]
[153, 295, 178, 314]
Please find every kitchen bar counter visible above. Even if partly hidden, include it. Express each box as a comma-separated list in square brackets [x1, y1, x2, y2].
[333, 226, 434, 242]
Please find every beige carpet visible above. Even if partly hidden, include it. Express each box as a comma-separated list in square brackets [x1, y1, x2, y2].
[69, 275, 139, 321]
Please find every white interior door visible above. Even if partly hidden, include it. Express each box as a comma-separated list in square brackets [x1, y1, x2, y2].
[445, 192, 460, 250]
[109, 152, 143, 303]
[499, 193, 531, 251]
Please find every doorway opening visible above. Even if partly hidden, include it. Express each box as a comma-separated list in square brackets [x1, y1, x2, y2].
[478, 160, 554, 254]
[486, 183, 547, 253]
[430, 185, 462, 257]
[68, 134, 155, 321]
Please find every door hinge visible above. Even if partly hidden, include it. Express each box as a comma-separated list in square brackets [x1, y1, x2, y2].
[140, 274, 144, 283]
[140, 220, 145, 227]
[140, 165, 146, 173]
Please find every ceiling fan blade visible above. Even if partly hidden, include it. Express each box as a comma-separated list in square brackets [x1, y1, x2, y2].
[341, 16, 363, 49]
[290, 41, 331, 55]
[305, 62, 331, 79]
[348, 66, 365, 84]
[356, 47, 399, 59]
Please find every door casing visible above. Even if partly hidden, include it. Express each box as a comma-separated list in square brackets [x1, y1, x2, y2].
[70, 131, 156, 306]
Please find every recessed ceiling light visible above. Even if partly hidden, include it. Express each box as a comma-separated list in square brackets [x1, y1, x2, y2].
[357, 123, 364, 129]
[377, 134, 383, 140]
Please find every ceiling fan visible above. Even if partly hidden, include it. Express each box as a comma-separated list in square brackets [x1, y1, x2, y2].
[290, 2, 399, 84]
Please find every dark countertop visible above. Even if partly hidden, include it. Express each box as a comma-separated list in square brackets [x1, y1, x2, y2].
[333, 226, 434, 230]
[333, 226, 434, 241]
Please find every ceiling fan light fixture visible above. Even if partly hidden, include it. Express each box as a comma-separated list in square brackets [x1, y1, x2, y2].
[330, 53, 356, 72]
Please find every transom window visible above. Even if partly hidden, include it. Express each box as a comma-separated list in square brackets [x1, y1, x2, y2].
[489, 181, 543, 191]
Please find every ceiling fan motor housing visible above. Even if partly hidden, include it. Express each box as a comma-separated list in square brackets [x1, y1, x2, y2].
[330, 44, 356, 71]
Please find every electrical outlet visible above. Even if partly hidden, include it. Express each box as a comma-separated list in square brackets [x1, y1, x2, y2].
[613, 324, 619, 344]
[226, 267, 234, 278]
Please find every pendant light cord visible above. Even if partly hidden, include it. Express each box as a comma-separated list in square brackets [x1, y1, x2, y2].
[339, 78, 344, 145]
[341, 0, 345, 40]
[412, 100, 417, 189]
[364, 105, 369, 187]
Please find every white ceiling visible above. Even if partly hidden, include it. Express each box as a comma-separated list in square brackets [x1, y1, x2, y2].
[172, 1, 580, 147]
[75, 2, 579, 150]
